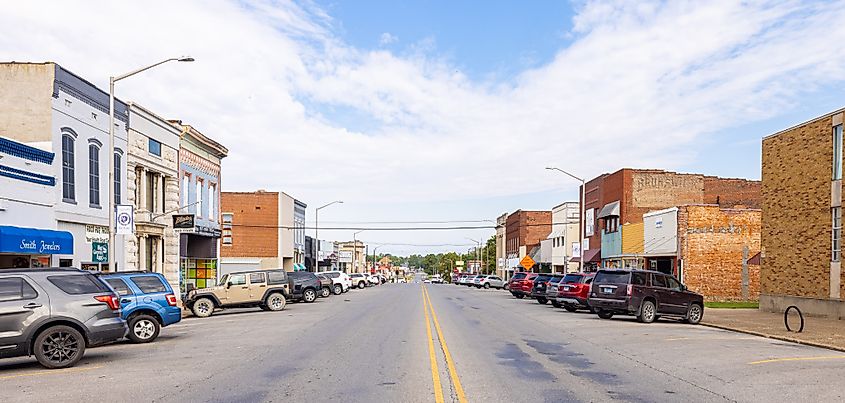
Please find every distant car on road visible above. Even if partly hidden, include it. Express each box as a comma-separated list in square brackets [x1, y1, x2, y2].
[552, 273, 595, 312]
[350, 273, 369, 289]
[321, 271, 352, 294]
[430, 274, 444, 284]
[397, 277, 407, 283]
[0, 268, 127, 369]
[476, 275, 505, 289]
[99, 271, 181, 343]
[287, 271, 321, 303]
[185, 269, 290, 317]
[588, 269, 704, 324]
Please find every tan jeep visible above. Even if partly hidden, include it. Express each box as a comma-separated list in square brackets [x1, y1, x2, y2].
[185, 269, 290, 318]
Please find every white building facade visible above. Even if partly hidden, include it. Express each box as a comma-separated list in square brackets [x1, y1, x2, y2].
[549, 201, 580, 273]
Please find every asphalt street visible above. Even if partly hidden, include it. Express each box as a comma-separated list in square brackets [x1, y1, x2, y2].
[2, 280, 844, 403]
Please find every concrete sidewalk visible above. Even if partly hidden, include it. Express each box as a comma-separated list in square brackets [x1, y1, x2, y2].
[703, 308, 845, 352]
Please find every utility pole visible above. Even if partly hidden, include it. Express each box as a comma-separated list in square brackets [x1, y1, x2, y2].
[546, 167, 586, 273]
[315, 200, 343, 272]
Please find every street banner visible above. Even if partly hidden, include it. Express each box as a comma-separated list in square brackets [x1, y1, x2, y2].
[572, 242, 581, 258]
[585, 208, 595, 236]
[339, 251, 353, 263]
[92, 242, 108, 263]
[116, 205, 134, 235]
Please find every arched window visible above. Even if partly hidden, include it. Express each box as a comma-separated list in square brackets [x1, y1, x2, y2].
[89, 143, 100, 206]
[114, 150, 122, 205]
[61, 130, 76, 201]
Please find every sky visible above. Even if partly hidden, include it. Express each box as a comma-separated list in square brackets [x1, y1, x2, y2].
[3, 0, 845, 256]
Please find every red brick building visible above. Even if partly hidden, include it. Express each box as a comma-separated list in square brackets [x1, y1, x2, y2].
[505, 210, 551, 274]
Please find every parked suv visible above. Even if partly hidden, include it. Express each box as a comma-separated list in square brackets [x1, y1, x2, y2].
[0, 268, 127, 369]
[185, 269, 290, 318]
[477, 275, 504, 289]
[99, 271, 181, 343]
[288, 271, 321, 303]
[552, 273, 594, 312]
[588, 269, 704, 324]
[509, 272, 537, 299]
[316, 274, 333, 298]
[530, 274, 561, 304]
[350, 273, 369, 289]
[321, 271, 352, 295]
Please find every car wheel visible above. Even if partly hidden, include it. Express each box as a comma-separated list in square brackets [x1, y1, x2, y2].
[192, 297, 215, 318]
[321, 286, 331, 298]
[303, 289, 317, 303]
[551, 301, 561, 308]
[259, 304, 271, 311]
[597, 310, 614, 319]
[333, 284, 343, 295]
[638, 300, 657, 323]
[564, 305, 578, 313]
[537, 297, 548, 305]
[265, 293, 287, 311]
[127, 314, 161, 343]
[685, 304, 703, 325]
[515, 294, 525, 299]
[34, 325, 85, 369]
[483, 283, 490, 289]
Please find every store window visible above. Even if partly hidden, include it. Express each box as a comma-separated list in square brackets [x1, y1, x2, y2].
[61, 131, 76, 202]
[180, 258, 217, 293]
[88, 143, 100, 207]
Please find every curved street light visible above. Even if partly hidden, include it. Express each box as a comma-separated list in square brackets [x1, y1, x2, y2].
[546, 167, 586, 272]
[314, 200, 343, 271]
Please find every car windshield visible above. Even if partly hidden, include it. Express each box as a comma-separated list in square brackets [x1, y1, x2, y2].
[512, 273, 527, 280]
[219, 274, 228, 286]
[594, 271, 631, 284]
[562, 274, 584, 284]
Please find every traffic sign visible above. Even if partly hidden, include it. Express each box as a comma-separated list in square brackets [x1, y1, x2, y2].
[520, 255, 535, 270]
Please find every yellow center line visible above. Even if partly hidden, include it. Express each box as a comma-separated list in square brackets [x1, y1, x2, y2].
[749, 355, 845, 365]
[424, 285, 468, 403]
[0, 364, 103, 381]
[422, 286, 445, 403]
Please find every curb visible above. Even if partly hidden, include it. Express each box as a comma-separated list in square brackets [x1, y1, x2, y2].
[701, 322, 845, 353]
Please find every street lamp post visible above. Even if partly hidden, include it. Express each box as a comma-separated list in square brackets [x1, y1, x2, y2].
[352, 230, 364, 273]
[108, 56, 194, 273]
[466, 237, 481, 274]
[372, 245, 382, 272]
[546, 167, 587, 273]
[314, 200, 343, 272]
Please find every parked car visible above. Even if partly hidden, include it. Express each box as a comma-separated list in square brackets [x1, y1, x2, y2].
[99, 271, 181, 343]
[467, 274, 484, 287]
[0, 268, 127, 369]
[321, 271, 352, 294]
[350, 273, 369, 289]
[509, 272, 537, 299]
[287, 271, 321, 303]
[530, 274, 561, 304]
[397, 277, 407, 283]
[430, 274, 444, 284]
[588, 269, 704, 324]
[477, 275, 505, 289]
[185, 269, 290, 318]
[366, 274, 380, 285]
[316, 274, 333, 298]
[551, 273, 594, 311]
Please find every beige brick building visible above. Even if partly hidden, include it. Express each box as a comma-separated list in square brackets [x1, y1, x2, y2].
[762, 109, 845, 318]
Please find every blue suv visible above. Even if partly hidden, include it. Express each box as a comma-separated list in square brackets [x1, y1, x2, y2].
[98, 272, 181, 343]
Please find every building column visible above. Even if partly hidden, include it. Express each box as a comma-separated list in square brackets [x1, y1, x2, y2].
[158, 174, 165, 214]
[139, 168, 148, 212]
[138, 235, 147, 271]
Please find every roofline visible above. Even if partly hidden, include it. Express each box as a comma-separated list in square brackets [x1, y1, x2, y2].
[643, 206, 679, 218]
[169, 120, 229, 157]
[763, 106, 845, 141]
[552, 201, 579, 210]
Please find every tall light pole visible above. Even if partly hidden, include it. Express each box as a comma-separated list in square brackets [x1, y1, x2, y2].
[546, 167, 586, 273]
[314, 200, 343, 272]
[352, 230, 364, 273]
[466, 237, 481, 274]
[109, 56, 194, 273]
[372, 245, 383, 273]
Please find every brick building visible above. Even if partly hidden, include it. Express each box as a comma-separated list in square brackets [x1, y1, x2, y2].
[219, 190, 306, 276]
[762, 108, 845, 318]
[580, 169, 761, 271]
[505, 210, 551, 275]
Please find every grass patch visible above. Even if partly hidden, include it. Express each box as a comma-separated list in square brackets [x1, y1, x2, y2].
[705, 301, 759, 309]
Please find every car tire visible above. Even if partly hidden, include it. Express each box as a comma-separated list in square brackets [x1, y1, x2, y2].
[685, 304, 703, 325]
[358, 281, 366, 289]
[597, 310, 614, 319]
[483, 283, 490, 289]
[192, 297, 215, 318]
[551, 301, 562, 308]
[259, 304, 271, 311]
[564, 305, 578, 313]
[537, 297, 548, 305]
[303, 288, 317, 303]
[265, 292, 287, 311]
[333, 284, 343, 295]
[127, 314, 161, 343]
[638, 300, 657, 323]
[34, 325, 85, 369]
[321, 286, 331, 298]
[515, 294, 525, 299]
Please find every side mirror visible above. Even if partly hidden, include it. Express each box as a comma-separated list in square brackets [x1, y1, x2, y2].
[226, 281, 233, 289]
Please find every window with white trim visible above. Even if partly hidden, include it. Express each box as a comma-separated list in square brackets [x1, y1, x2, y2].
[88, 143, 100, 206]
[835, 125, 843, 180]
[833, 207, 842, 262]
[208, 183, 216, 220]
[196, 179, 203, 218]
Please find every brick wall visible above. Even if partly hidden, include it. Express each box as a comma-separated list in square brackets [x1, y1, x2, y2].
[678, 205, 761, 301]
[221, 191, 278, 258]
[505, 210, 551, 257]
[629, 170, 704, 223]
[704, 177, 762, 209]
[762, 115, 835, 299]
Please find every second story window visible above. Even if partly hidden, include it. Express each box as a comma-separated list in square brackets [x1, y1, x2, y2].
[208, 183, 216, 220]
[222, 213, 233, 245]
[834, 125, 843, 180]
[834, 207, 842, 262]
[149, 138, 162, 157]
[88, 143, 100, 207]
[61, 131, 75, 201]
[196, 179, 203, 218]
[114, 151, 122, 205]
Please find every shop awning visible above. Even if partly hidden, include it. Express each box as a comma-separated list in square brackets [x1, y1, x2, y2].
[293, 263, 307, 271]
[0, 225, 73, 255]
[571, 248, 601, 263]
[597, 201, 620, 219]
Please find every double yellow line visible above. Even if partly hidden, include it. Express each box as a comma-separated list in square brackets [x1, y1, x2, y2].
[422, 285, 467, 403]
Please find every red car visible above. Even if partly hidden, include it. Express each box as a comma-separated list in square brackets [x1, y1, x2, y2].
[508, 272, 538, 299]
[552, 273, 595, 312]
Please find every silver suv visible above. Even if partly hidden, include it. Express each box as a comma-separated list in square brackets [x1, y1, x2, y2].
[0, 268, 127, 369]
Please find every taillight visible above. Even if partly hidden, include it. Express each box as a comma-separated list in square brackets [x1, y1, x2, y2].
[165, 293, 178, 306]
[626, 284, 632, 296]
[95, 294, 120, 310]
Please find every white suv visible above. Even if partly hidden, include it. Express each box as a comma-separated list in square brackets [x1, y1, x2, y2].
[321, 271, 352, 295]
[349, 273, 369, 289]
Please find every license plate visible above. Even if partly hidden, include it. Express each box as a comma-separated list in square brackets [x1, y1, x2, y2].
[602, 287, 613, 293]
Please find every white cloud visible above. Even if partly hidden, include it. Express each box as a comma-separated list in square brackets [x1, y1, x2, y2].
[379, 32, 398, 45]
[2, 0, 845, 253]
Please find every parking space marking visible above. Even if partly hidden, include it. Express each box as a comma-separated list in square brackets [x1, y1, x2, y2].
[0, 365, 103, 381]
[423, 286, 468, 403]
[422, 286, 445, 403]
[749, 355, 845, 365]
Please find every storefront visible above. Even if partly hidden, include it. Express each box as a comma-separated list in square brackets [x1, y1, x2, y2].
[0, 225, 74, 269]
[176, 214, 221, 294]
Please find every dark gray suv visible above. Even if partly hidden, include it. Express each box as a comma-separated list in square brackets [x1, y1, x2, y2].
[0, 268, 127, 369]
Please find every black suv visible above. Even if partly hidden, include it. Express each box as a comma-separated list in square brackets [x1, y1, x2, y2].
[588, 269, 704, 324]
[288, 272, 321, 303]
[0, 268, 127, 368]
[530, 274, 561, 305]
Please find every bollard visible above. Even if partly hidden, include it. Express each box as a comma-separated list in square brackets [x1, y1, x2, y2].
[784, 305, 804, 333]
